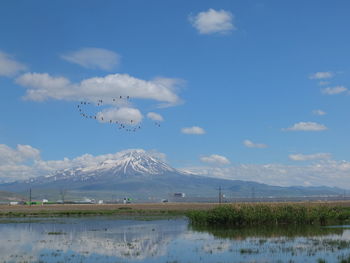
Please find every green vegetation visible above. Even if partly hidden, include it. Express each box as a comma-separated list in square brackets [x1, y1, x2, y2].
[190, 224, 344, 239]
[338, 255, 350, 263]
[0, 208, 185, 218]
[187, 204, 350, 227]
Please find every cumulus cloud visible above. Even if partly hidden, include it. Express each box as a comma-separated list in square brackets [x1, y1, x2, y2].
[321, 86, 348, 95]
[0, 144, 41, 182]
[96, 107, 143, 125]
[147, 112, 164, 122]
[0, 51, 26, 77]
[312, 109, 326, 116]
[189, 8, 235, 34]
[243, 139, 267, 149]
[0, 144, 40, 165]
[283, 122, 327, 131]
[289, 153, 331, 161]
[183, 160, 350, 188]
[61, 47, 120, 71]
[200, 154, 230, 165]
[309, 71, 333, 80]
[181, 126, 205, 135]
[15, 73, 182, 106]
[16, 73, 71, 101]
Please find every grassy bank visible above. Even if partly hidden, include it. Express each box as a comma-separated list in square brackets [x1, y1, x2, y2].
[0, 203, 219, 217]
[187, 204, 350, 226]
[0, 208, 184, 218]
[3, 203, 350, 225]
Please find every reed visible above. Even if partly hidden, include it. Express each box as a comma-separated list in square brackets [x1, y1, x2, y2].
[187, 203, 350, 226]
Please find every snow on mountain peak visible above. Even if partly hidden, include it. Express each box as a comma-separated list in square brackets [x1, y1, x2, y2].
[50, 149, 176, 178]
[96, 149, 176, 175]
[26, 149, 182, 183]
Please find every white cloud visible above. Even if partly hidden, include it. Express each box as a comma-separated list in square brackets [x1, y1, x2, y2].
[289, 153, 331, 161]
[189, 8, 235, 34]
[283, 122, 327, 131]
[147, 149, 167, 162]
[0, 144, 41, 182]
[243, 139, 267, 149]
[181, 126, 205, 135]
[16, 73, 71, 101]
[200, 154, 230, 165]
[0, 144, 40, 165]
[61, 48, 120, 71]
[15, 73, 182, 106]
[309, 71, 333, 80]
[183, 160, 350, 188]
[312, 109, 326, 116]
[147, 112, 164, 122]
[0, 51, 26, 77]
[318, 81, 330, 86]
[321, 86, 348, 95]
[96, 107, 143, 125]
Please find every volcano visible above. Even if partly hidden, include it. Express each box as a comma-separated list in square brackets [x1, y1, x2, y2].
[0, 150, 343, 201]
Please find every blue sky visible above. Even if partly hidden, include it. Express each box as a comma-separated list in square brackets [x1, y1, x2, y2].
[1, 1, 350, 187]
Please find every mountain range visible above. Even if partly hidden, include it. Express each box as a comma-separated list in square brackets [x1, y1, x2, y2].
[0, 150, 343, 201]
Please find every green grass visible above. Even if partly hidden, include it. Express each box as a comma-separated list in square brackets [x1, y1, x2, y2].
[187, 204, 350, 227]
[190, 224, 344, 239]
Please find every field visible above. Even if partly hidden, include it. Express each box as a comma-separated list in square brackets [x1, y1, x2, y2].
[2, 201, 350, 218]
[0, 203, 219, 217]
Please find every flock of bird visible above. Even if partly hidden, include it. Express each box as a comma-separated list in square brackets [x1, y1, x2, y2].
[77, 96, 161, 132]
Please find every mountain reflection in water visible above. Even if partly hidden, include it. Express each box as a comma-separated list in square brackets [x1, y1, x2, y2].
[1, 217, 350, 263]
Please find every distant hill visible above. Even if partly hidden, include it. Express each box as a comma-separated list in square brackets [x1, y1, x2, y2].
[0, 191, 25, 202]
[0, 150, 344, 201]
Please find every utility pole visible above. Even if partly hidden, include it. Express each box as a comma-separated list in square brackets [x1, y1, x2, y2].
[60, 189, 67, 204]
[29, 188, 32, 206]
[251, 187, 255, 203]
[219, 186, 222, 204]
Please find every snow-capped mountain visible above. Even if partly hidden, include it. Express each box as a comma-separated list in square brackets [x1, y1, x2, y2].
[88, 150, 178, 175]
[0, 149, 344, 200]
[26, 150, 183, 184]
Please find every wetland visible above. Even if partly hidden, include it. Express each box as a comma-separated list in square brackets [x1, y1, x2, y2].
[1, 216, 350, 263]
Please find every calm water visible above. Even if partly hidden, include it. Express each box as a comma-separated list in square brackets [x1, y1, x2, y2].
[1, 217, 350, 263]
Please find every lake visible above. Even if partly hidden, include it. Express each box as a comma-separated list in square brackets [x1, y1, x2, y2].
[1, 216, 350, 263]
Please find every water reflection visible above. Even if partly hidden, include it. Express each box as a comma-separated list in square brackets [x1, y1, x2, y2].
[0, 217, 186, 263]
[190, 224, 344, 239]
[1, 217, 350, 263]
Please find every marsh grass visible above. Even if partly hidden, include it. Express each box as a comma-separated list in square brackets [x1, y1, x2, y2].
[187, 204, 350, 227]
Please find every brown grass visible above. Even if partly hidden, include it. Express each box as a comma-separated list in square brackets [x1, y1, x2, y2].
[1, 201, 350, 215]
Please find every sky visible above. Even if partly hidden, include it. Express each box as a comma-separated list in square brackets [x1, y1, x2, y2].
[1, 0, 350, 188]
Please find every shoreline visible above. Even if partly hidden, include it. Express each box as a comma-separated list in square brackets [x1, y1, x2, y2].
[0, 203, 219, 217]
[2, 201, 350, 217]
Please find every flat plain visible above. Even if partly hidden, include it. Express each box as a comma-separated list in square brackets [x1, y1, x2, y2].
[2, 201, 350, 217]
